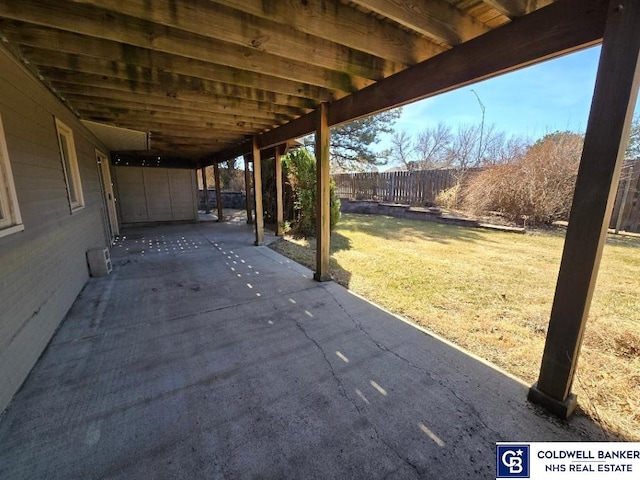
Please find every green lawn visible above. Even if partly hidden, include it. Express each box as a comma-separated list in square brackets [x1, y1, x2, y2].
[270, 213, 640, 440]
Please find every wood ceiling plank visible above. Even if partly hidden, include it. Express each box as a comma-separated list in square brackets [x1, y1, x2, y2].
[70, 99, 277, 129]
[349, 0, 490, 45]
[482, 0, 553, 18]
[36, 63, 317, 111]
[110, 123, 255, 139]
[211, 0, 445, 63]
[12, 39, 335, 101]
[77, 111, 274, 134]
[77, 109, 272, 132]
[60, 89, 292, 125]
[45, 73, 312, 117]
[59, 88, 299, 121]
[149, 139, 236, 147]
[0, 1, 367, 92]
[69, 0, 402, 81]
[149, 130, 243, 142]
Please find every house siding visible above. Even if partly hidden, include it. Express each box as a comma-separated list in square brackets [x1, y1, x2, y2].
[0, 47, 110, 412]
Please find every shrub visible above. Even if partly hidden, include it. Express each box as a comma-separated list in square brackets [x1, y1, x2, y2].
[282, 149, 341, 237]
[435, 183, 461, 210]
[462, 132, 583, 225]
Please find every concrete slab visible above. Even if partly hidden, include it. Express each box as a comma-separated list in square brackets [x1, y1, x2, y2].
[0, 221, 608, 479]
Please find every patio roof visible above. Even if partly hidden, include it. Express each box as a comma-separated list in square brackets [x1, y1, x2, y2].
[0, 0, 605, 164]
[0, 221, 609, 479]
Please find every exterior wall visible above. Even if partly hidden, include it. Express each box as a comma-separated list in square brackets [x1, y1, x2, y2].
[114, 166, 198, 224]
[0, 47, 109, 412]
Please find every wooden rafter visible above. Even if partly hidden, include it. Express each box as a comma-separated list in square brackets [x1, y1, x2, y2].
[0, 2, 366, 92]
[39, 67, 317, 111]
[71, 102, 277, 130]
[14, 42, 336, 102]
[72, 0, 404, 80]
[210, 0, 445, 63]
[47, 78, 310, 118]
[349, 0, 490, 45]
[59, 88, 298, 121]
[213, 0, 607, 163]
[0, 0, 590, 160]
[482, 0, 554, 18]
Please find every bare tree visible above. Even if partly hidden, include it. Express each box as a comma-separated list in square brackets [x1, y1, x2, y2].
[482, 129, 528, 165]
[391, 122, 527, 174]
[447, 123, 481, 170]
[391, 131, 416, 170]
[414, 123, 452, 169]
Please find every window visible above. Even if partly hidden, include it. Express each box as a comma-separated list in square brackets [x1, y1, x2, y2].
[0, 114, 23, 238]
[55, 118, 84, 211]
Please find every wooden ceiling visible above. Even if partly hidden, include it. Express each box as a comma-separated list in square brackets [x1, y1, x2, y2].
[0, 0, 605, 164]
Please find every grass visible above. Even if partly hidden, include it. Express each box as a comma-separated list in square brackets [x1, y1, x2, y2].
[270, 213, 640, 440]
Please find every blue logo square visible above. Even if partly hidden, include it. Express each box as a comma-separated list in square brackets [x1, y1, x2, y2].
[496, 444, 530, 478]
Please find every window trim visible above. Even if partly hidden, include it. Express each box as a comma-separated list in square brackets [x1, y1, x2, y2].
[55, 118, 85, 212]
[0, 114, 23, 239]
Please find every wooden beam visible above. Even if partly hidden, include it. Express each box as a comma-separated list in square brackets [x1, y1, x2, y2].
[350, 0, 490, 45]
[201, 167, 210, 213]
[483, 0, 553, 18]
[529, 0, 640, 418]
[14, 41, 336, 101]
[67, 0, 402, 81]
[213, 162, 224, 222]
[244, 155, 253, 225]
[314, 103, 331, 282]
[77, 113, 270, 136]
[78, 115, 270, 137]
[148, 135, 236, 150]
[212, 0, 445, 64]
[274, 146, 284, 236]
[40, 67, 316, 111]
[252, 136, 264, 245]
[0, 2, 365, 92]
[72, 103, 276, 131]
[214, 0, 607, 158]
[60, 88, 298, 121]
[143, 129, 242, 142]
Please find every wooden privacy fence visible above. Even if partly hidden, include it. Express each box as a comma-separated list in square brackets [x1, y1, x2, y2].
[332, 169, 462, 206]
[610, 161, 640, 233]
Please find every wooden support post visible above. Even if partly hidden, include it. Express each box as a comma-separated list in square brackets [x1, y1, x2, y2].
[244, 155, 254, 224]
[201, 166, 211, 213]
[253, 137, 264, 246]
[213, 162, 224, 222]
[314, 103, 331, 282]
[529, 0, 640, 418]
[275, 146, 284, 236]
[615, 163, 634, 233]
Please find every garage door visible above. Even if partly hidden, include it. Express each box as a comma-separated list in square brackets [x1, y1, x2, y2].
[115, 166, 197, 224]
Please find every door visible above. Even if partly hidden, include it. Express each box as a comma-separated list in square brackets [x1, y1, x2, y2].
[96, 150, 119, 241]
[114, 166, 198, 223]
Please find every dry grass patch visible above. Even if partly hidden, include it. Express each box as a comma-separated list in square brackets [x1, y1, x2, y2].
[270, 213, 640, 440]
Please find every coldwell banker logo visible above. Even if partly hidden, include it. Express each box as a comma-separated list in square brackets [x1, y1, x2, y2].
[496, 444, 530, 478]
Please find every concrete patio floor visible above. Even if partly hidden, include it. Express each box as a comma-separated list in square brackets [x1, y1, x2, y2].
[0, 220, 609, 479]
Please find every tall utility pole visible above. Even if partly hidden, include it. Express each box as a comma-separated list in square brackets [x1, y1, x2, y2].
[471, 89, 485, 165]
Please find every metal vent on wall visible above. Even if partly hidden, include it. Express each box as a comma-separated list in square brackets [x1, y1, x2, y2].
[86, 248, 112, 277]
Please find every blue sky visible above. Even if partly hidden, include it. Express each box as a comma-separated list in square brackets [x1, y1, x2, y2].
[376, 45, 640, 165]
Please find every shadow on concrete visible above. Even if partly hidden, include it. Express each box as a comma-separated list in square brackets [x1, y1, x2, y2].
[0, 221, 612, 480]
